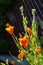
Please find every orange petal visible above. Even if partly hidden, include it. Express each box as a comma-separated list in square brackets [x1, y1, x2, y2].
[36, 48, 41, 53]
[21, 40, 28, 48]
[10, 61, 16, 65]
[21, 50, 26, 54]
[19, 38, 23, 42]
[6, 23, 11, 27]
[18, 52, 24, 60]
[5, 26, 14, 35]
[27, 27, 32, 35]
[23, 35, 30, 43]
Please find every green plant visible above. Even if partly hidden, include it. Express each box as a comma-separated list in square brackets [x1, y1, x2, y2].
[0, 59, 9, 65]
[5, 6, 43, 65]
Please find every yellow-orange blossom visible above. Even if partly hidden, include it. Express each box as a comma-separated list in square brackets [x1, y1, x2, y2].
[19, 35, 30, 48]
[5, 23, 14, 35]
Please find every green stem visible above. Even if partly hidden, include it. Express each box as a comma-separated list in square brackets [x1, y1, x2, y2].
[12, 34, 18, 45]
[12, 34, 19, 43]
[12, 34, 23, 50]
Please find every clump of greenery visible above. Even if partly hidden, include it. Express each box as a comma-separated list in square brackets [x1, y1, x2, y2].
[0, 59, 9, 65]
[5, 6, 43, 65]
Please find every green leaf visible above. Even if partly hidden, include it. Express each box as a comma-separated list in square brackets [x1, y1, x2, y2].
[23, 17, 28, 25]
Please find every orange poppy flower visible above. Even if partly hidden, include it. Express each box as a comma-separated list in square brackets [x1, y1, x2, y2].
[19, 35, 29, 48]
[18, 51, 25, 60]
[10, 61, 16, 65]
[36, 48, 41, 53]
[27, 27, 32, 35]
[5, 26, 14, 35]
